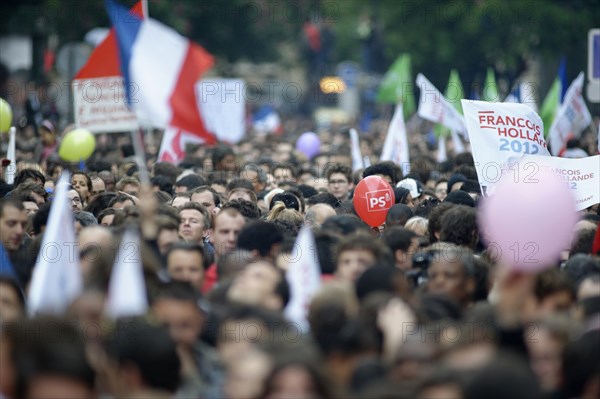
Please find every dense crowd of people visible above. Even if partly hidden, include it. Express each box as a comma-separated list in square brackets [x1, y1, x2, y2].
[0, 113, 599, 399]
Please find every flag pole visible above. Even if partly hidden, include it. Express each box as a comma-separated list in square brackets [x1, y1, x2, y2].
[133, 0, 151, 185]
[131, 128, 150, 186]
[141, 0, 149, 17]
[5, 126, 16, 184]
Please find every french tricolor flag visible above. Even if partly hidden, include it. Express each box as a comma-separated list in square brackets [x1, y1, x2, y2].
[105, 0, 216, 143]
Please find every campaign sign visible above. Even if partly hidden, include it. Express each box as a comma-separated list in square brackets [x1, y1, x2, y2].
[515, 154, 600, 211]
[73, 77, 139, 133]
[461, 100, 551, 187]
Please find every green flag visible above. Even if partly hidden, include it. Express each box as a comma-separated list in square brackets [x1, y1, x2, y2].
[376, 54, 416, 119]
[434, 69, 465, 138]
[446, 69, 464, 114]
[482, 68, 500, 102]
[539, 78, 561, 138]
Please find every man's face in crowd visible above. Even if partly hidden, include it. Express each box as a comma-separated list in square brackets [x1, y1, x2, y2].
[273, 167, 294, 184]
[336, 249, 376, 283]
[527, 327, 563, 392]
[538, 289, 574, 316]
[0, 205, 27, 251]
[90, 177, 106, 197]
[157, 228, 179, 255]
[227, 261, 282, 310]
[167, 249, 204, 290]
[67, 189, 83, 211]
[191, 190, 217, 214]
[224, 348, 271, 399]
[299, 172, 315, 185]
[152, 298, 203, 350]
[427, 257, 474, 306]
[121, 183, 139, 197]
[404, 193, 415, 209]
[23, 201, 39, 216]
[210, 212, 246, 256]
[99, 173, 115, 192]
[243, 169, 266, 193]
[395, 238, 420, 271]
[274, 143, 293, 163]
[179, 209, 206, 243]
[327, 172, 352, 200]
[435, 181, 448, 201]
[218, 154, 237, 172]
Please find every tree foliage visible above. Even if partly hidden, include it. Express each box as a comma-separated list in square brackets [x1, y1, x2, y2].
[1, 0, 598, 93]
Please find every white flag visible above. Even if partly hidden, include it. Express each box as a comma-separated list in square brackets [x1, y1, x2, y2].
[198, 79, 247, 144]
[158, 127, 205, 165]
[349, 128, 364, 172]
[28, 172, 82, 315]
[363, 155, 372, 168]
[5, 127, 16, 184]
[105, 228, 148, 319]
[437, 135, 447, 163]
[284, 226, 322, 333]
[548, 72, 593, 156]
[451, 129, 465, 154]
[417, 74, 467, 136]
[380, 104, 411, 175]
[461, 100, 550, 188]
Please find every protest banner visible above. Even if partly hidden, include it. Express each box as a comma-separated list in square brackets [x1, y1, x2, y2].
[73, 77, 139, 132]
[461, 100, 551, 188]
[511, 154, 600, 211]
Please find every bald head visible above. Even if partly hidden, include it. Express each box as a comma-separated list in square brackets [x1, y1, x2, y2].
[78, 225, 114, 250]
[78, 225, 115, 281]
[305, 203, 336, 228]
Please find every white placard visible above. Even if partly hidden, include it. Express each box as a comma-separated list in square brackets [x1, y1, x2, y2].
[73, 76, 139, 133]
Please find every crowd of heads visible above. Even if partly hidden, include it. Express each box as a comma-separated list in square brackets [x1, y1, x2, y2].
[0, 120, 599, 399]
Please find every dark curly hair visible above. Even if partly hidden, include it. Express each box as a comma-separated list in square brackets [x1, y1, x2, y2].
[439, 205, 478, 249]
[220, 199, 261, 220]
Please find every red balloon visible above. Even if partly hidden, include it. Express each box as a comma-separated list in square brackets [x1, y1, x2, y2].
[353, 175, 395, 227]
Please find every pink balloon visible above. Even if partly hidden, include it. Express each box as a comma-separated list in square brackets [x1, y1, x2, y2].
[296, 132, 320, 160]
[480, 171, 578, 272]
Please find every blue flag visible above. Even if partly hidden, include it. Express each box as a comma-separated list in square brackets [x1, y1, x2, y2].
[558, 57, 567, 103]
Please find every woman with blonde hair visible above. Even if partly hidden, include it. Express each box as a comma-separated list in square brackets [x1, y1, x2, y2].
[405, 216, 428, 237]
[266, 201, 304, 232]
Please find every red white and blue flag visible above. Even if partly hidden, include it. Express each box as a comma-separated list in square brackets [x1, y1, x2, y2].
[105, 0, 215, 143]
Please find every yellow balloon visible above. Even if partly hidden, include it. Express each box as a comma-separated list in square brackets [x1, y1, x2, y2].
[59, 128, 96, 162]
[0, 98, 13, 133]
